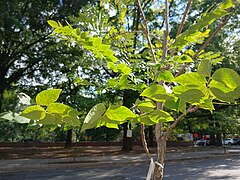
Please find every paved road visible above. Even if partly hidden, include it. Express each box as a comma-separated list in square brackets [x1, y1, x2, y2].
[1, 156, 240, 180]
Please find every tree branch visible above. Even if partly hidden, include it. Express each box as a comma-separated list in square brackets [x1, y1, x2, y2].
[136, 0, 157, 64]
[174, 17, 229, 78]
[141, 124, 152, 160]
[166, 105, 199, 136]
[161, 0, 169, 62]
[176, 0, 192, 36]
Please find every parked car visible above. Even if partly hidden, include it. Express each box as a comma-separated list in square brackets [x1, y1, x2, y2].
[195, 139, 209, 146]
[222, 138, 237, 145]
[236, 139, 240, 145]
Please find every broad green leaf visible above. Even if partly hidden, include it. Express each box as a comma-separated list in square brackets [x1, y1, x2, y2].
[97, 116, 119, 129]
[81, 103, 106, 132]
[164, 96, 179, 111]
[137, 99, 156, 113]
[198, 59, 212, 77]
[105, 105, 137, 122]
[21, 105, 46, 120]
[39, 113, 57, 125]
[47, 20, 59, 28]
[179, 99, 186, 114]
[156, 70, 174, 82]
[63, 115, 80, 127]
[177, 89, 205, 103]
[140, 84, 166, 100]
[148, 110, 174, 123]
[47, 103, 80, 116]
[211, 68, 240, 90]
[220, 0, 233, 9]
[36, 89, 62, 106]
[175, 72, 207, 85]
[209, 68, 240, 102]
[199, 99, 215, 111]
[210, 87, 239, 103]
[138, 115, 155, 125]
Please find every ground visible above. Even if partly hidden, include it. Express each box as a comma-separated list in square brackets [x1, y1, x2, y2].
[0, 145, 197, 160]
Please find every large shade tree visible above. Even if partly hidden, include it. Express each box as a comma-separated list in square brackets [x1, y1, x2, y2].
[0, 0, 97, 112]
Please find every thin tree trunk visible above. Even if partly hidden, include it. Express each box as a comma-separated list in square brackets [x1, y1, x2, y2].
[153, 123, 166, 180]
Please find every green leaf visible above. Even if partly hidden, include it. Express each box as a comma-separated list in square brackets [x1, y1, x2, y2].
[63, 115, 80, 127]
[198, 60, 212, 77]
[179, 99, 186, 114]
[47, 20, 59, 28]
[81, 103, 106, 132]
[105, 105, 137, 122]
[211, 68, 240, 90]
[39, 113, 58, 125]
[138, 116, 155, 125]
[47, 103, 80, 116]
[21, 105, 46, 120]
[164, 96, 179, 111]
[173, 7, 228, 49]
[107, 62, 118, 72]
[209, 68, 240, 102]
[175, 55, 193, 63]
[156, 70, 174, 82]
[175, 72, 207, 85]
[140, 84, 166, 101]
[219, 0, 233, 9]
[118, 64, 131, 75]
[137, 99, 156, 113]
[148, 110, 174, 123]
[36, 89, 62, 106]
[177, 89, 205, 103]
[199, 99, 215, 111]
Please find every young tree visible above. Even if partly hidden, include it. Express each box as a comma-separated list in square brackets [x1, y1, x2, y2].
[44, 0, 240, 179]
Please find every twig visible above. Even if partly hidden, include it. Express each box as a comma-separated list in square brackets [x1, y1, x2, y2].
[176, 0, 192, 36]
[141, 124, 152, 160]
[136, 0, 157, 64]
[161, 0, 169, 62]
[174, 17, 229, 78]
[166, 105, 199, 136]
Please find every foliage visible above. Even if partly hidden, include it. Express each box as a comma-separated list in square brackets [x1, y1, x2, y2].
[47, 0, 239, 133]
[20, 89, 81, 127]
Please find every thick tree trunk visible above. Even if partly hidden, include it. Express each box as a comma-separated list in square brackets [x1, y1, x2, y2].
[122, 90, 138, 151]
[122, 122, 133, 151]
[148, 125, 154, 147]
[64, 129, 72, 148]
[0, 89, 4, 113]
[153, 123, 166, 180]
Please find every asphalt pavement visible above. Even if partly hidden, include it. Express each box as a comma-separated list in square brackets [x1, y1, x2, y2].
[0, 146, 239, 173]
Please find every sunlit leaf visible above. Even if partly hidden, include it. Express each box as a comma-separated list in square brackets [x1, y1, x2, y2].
[105, 105, 137, 122]
[81, 103, 106, 132]
[21, 105, 46, 120]
[198, 59, 212, 77]
[36, 89, 62, 106]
